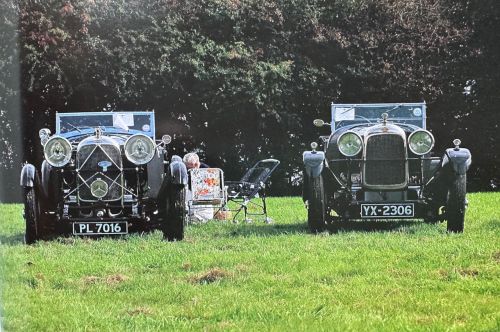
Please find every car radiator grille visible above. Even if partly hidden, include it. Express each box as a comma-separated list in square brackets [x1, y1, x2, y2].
[77, 144, 123, 201]
[364, 134, 407, 187]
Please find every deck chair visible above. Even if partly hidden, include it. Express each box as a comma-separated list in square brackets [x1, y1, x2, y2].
[224, 159, 280, 223]
[187, 168, 226, 222]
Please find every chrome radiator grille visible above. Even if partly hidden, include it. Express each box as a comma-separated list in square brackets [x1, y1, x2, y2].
[363, 134, 407, 188]
[77, 144, 123, 201]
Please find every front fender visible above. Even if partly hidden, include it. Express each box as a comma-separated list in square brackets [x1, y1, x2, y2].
[169, 155, 188, 185]
[20, 163, 36, 188]
[442, 148, 471, 175]
[303, 151, 325, 178]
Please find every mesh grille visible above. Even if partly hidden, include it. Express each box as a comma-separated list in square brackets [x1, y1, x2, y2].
[77, 144, 123, 201]
[364, 134, 406, 186]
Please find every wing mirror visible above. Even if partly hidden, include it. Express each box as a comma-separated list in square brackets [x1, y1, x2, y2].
[313, 119, 330, 127]
[161, 134, 172, 145]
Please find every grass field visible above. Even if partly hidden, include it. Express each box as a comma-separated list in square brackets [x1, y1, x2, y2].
[0, 193, 499, 331]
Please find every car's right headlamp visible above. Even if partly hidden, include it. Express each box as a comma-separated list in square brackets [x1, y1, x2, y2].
[408, 130, 434, 155]
[44, 136, 72, 167]
[337, 131, 363, 157]
[124, 134, 155, 165]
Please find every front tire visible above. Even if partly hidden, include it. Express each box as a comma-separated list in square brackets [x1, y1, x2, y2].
[23, 186, 41, 244]
[163, 184, 187, 241]
[307, 175, 326, 233]
[446, 174, 467, 233]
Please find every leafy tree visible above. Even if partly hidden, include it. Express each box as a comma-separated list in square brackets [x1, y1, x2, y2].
[0, 0, 497, 201]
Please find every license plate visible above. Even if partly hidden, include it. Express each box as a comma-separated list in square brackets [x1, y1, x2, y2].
[360, 203, 414, 218]
[73, 222, 128, 235]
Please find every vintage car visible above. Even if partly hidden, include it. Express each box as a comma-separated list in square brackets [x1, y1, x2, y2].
[303, 103, 471, 233]
[20, 111, 189, 243]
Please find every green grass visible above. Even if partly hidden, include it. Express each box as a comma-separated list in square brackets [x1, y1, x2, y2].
[1, 193, 499, 331]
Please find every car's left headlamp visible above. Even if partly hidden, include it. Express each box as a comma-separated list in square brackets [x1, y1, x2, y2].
[124, 134, 156, 165]
[44, 136, 72, 167]
[408, 130, 434, 155]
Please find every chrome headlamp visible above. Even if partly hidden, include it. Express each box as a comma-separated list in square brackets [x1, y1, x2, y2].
[408, 130, 434, 155]
[337, 131, 363, 157]
[124, 134, 155, 165]
[44, 136, 72, 167]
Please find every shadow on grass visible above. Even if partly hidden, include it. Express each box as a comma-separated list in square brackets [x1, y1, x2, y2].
[0, 233, 25, 245]
[226, 219, 426, 237]
[227, 221, 308, 237]
[327, 219, 424, 234]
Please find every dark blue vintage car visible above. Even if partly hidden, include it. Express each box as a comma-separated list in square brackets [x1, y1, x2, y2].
[20, 111, 188, 243]
[303, 103, 471, 233]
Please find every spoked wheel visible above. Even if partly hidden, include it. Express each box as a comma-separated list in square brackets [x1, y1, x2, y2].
[307, 175, 327, 233]
[163, 184, 187, 241]
[446, 174, 467, 233]
[23, 185, 41, 244]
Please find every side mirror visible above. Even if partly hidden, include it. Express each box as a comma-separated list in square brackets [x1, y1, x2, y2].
[161, 134, 172, 145]
[313, 119, 329, 127]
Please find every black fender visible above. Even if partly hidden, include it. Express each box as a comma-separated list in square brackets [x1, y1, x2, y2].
[169, 155, 188, 185]
[41, 160, 66, 206]
[146, 153, 165, 199]
[303, 151, 325, 178]
[442, 148, 471, 176]
[157, 155, 187, 210]
[302, 151, 325, 202]
[20, 163, 36, 188]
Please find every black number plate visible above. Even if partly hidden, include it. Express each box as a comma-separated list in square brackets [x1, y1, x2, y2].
[73, 222, 128, 235]
[360, 203, 414, 218]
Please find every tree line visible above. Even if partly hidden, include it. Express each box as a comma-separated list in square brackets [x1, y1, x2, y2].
[0, 0, 498, 201]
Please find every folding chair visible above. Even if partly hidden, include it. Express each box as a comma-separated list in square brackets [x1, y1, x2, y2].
[224, 159, 280, 223]
[187, 168, 226, 222]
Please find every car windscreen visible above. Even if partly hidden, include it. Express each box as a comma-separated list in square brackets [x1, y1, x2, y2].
[56, 112, 155, 137]
[331, 104, 426, 130]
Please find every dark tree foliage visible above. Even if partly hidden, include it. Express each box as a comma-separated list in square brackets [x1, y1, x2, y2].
[1, 0, 498, 200]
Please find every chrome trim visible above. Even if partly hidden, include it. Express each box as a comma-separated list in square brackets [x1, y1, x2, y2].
[362, 132, 408, 190]
[44, 135, 72, 167]
[337, 131, 363, 157]
[124, 134, 156, 165]
[98, 144, 122, 170]
[78, 145, 98, 170]
[98, 172, 136, 197]
[76, 136, 123, 202]
[408, 129, 435, 155]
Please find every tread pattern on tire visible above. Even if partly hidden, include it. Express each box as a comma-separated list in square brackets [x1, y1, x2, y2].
[447, 174, 466, 233]
[24, 186, 39, 244]
[163, 185, 186, 241]
[307, 175, 326, 233]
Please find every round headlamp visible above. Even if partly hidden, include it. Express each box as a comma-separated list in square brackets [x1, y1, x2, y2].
[44, 136, 72, 167]
[408, 130, 434, 155]
[337, 131, 363, 157]
[124, 134, 155, 165]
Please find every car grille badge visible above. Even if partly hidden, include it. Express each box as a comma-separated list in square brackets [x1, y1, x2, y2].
[90, 178, 109, 199]
[98, 160, 112, 172]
